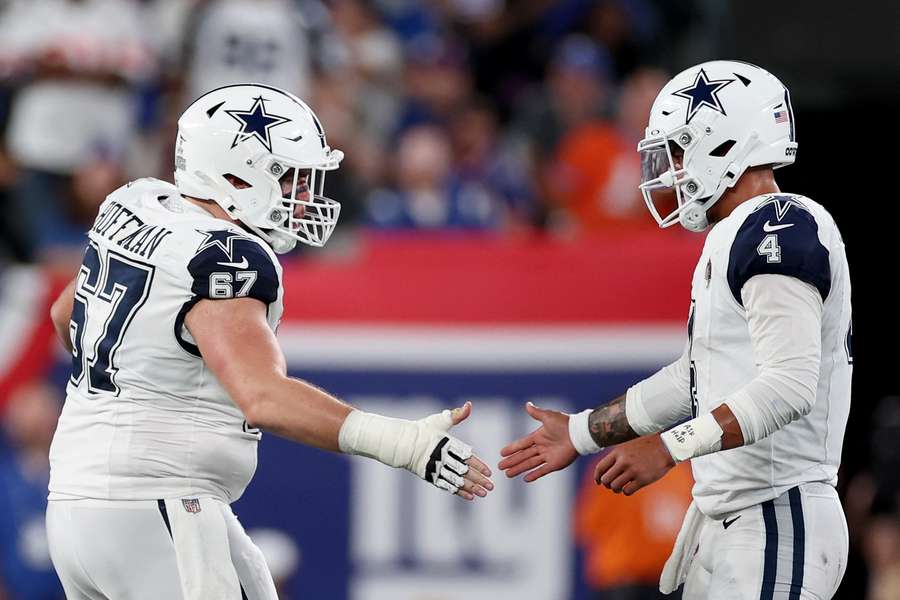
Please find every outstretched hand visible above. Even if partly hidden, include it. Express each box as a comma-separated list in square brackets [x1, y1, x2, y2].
[425, 401, 494, 501]
[498, 402, 579, 482]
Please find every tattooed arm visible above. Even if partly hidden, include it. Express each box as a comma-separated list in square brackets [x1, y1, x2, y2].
[498, 394, 640, 482]
[588, 394, 639, 447]
[499, 351, 693, 481]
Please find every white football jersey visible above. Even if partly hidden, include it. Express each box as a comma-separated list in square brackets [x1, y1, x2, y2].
[49, 178, 284, 502]
[688, 193, 852, 517]
[186, 0, 311, 104]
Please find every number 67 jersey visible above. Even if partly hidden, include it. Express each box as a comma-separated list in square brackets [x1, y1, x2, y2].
[49, 178, 284, 503]
[687, 193, 852, 517]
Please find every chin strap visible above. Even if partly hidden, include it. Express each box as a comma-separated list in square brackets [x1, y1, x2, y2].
[678, 201, 709, 232]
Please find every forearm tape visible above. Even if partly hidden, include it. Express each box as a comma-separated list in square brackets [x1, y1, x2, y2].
[660, 413, 723, 462]
[338, 410, 431, 475]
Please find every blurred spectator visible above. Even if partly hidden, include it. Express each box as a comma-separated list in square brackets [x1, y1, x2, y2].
[511, 34, 612, 159]
[448, 97, 537, 229]
[182, 0, 314, 103]
[394, 34, 473, 134]
[370, 0, 442, 43]
[327, 0, 403, 143]
[0, 381, 63, 599]
[575, 460, 692, 600]
[864, 513, 900, 600]
[549, 66, 668, 233]
[508, 34, 612, 226]
[0, 84, 27, 263]
[439, 0, 569, 115]
[366, 117, 531, 231]
[844, 396, 900, 597]
[366, 125, 461, 229]
[585, 0, 660, 80]
[310, 0, 405, 227]
[0, 0, 154, 262]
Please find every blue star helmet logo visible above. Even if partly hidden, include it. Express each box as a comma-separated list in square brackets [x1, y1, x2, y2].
[225, 96, 290, 153]
[672, 68, 735, 124]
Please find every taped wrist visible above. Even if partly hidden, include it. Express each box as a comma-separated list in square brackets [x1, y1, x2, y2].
[339, 410, 422, 471]
[338, 410, 472, 493]
[660, 413, 723, 463]
[568, 409, 602, 455]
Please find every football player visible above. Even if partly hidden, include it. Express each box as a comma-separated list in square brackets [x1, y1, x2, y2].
[499, 61, 851, 599]
[45, 83, 493, 599]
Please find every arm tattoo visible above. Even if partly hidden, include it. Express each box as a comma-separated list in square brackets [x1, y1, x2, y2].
[588, 394, 639, 447]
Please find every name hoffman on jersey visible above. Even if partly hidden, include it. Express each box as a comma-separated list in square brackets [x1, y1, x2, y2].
[91, 201, 173, 259]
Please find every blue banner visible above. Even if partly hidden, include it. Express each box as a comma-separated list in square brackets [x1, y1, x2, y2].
[235, 367, 651, 600]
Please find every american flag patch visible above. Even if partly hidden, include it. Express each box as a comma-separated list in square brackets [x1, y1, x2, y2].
[182, 499, 202, 514]
[774, 110, 788, 124]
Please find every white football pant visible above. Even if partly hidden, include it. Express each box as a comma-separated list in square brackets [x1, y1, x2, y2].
[46, 497, 278, 599]
[682, 482, 848, 599]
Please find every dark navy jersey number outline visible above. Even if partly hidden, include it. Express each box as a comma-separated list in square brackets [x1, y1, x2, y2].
[70, 242, 155, 395]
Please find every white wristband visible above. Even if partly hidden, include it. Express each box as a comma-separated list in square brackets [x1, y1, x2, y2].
[660, 413, 723, 463]
[568, 409, 602, 455]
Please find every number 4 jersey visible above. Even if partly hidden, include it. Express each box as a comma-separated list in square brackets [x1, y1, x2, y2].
[49, 178, 284, 502]
[687, 193, 851, 517]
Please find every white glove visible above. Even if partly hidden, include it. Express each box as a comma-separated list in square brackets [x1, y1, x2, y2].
[339, 408, 473, 495]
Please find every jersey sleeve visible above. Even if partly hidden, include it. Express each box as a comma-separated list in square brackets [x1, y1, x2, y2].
[175, 230, 279, 357]
[187, 230, 279, 305]
[726, 199, 831, 306]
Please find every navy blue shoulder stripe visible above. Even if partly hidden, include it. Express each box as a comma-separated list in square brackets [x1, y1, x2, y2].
[175, 230, 280, 357]
[727, 196, 830, 306]
[187, 229, 279, 304]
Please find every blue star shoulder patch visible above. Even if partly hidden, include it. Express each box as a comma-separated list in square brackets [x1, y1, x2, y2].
[195, 229, 247, 260]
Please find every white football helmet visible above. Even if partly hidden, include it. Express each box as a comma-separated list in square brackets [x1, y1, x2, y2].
[638, 60, 797, 232]
[175, 83, 343, 252]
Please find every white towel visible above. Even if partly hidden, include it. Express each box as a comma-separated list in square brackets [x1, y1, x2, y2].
[660, 500, 703, 594]
[166, 497, 243, 599]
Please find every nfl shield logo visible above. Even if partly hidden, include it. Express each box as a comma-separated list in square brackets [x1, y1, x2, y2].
[182, 499, 202, 514]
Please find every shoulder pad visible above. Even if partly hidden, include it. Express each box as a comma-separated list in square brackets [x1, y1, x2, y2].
[187, 229, 279, 304]
[727, 195, 830, 306]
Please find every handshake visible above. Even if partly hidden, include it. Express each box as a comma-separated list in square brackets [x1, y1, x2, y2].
[339, 399, 677, 502]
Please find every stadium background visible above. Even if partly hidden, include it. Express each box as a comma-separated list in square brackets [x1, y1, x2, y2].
[0, 1, 898, 599]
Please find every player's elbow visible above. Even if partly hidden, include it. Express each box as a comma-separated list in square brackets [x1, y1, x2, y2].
[760, 359, 820, 418]
[233, 389, 266, 430]
[793, 389, 817, 418]
[231, 379, 282, 431]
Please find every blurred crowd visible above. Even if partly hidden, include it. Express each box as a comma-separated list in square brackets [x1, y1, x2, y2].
[0, 1, 895, 600]
[0, 0, 713, 268]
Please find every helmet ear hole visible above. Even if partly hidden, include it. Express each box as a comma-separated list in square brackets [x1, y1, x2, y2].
[709, 140, 736, 157]
[223, 173, 252, 190]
